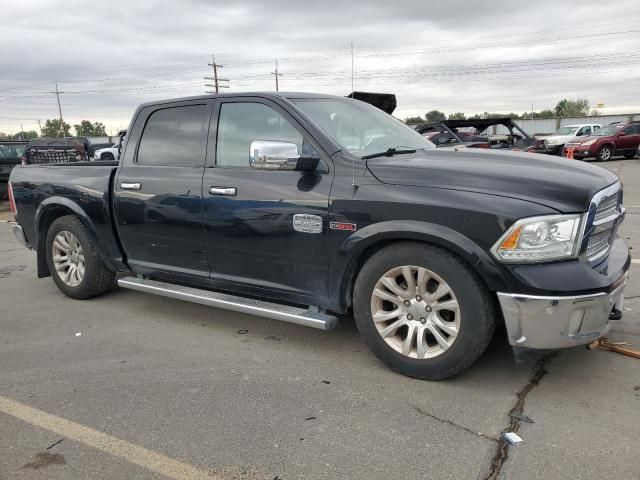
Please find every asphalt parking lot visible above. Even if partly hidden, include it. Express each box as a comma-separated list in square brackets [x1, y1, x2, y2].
[1, 158, 639, 480]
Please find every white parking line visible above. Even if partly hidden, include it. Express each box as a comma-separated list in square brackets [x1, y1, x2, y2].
[632, 259, 640, 264]
[0, 395, 219, 480]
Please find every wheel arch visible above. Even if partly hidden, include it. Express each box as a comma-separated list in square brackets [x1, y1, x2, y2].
[332, 220, 508, 313]
[35, 197, 116, 278]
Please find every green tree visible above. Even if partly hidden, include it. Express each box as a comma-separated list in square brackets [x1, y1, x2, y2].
[448, 112, 466, 120]
[425, 110, 446, 123]
[74, 120, 107, 136]
[41, 119, 71, 137]
[404, 116, 425, 125]
[12, 130, 38, 140]
[555, 98, 590, 117]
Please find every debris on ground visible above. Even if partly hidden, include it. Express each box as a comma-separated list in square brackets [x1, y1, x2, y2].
[75, 332, 81, 337]
[502, 432, 523, 445]
[509, 412, 534, 424]
[588, 338, 640, 359]
[237, 329, 248, 334]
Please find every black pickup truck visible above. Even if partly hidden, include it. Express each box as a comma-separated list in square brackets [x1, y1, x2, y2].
[8, 92, 629, 379]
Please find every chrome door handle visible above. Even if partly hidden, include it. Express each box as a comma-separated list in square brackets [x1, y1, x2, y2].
[209, 186, 237, 196]
[120, 182, 142, 190]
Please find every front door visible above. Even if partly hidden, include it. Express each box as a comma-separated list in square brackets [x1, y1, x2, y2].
[114, 101, 212, 276]
[202, 98, 333, 302]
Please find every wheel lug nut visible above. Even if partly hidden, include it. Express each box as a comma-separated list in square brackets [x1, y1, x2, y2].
[404, 300, 411, 306]
[407, 314, 413, 320]
[416, 296, 422, 302]
[420, 318, 426, 324]
[425, 306, 432, 312]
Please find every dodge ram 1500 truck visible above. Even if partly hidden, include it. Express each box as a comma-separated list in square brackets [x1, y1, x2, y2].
[8, 92, 629, 379]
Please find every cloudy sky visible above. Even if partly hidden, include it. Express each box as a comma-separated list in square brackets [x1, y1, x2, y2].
[1, 0, 639, 135]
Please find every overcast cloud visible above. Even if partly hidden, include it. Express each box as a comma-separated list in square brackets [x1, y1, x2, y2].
[1, 0, 639, 135]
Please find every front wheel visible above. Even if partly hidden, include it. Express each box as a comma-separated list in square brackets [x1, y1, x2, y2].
[100, 152, 115, 161]
[46, 215, 116, 299]
[596, 145, 613, 162]
[353, 243, 496, 380]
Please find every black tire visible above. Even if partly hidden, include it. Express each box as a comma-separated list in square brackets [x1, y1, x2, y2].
[100, 152, 115, 161]
[623, 152, 636, 159]
[353, 242, 496, 380]
[596, 145, 613, 162]
[46, 215, 115, 299]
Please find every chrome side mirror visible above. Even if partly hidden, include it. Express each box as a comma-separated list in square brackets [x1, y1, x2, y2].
[249, 141, 299, 170]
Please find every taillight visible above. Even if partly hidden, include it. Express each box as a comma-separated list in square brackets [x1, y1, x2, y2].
[8, 181, 17, 215]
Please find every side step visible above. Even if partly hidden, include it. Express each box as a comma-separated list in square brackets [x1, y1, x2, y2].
[117, 276, 338, 331]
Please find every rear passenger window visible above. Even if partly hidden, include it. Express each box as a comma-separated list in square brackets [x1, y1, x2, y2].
[137, 105, 208, 166]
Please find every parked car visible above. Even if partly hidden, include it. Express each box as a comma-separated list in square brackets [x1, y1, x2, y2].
[0, 140, 28, 199]
[94, 145, 119, 161]
[541, 124, 601, 155]
[8, 92, 628, 379]
[87, 142, 115, 158]
[564, 121, 640, 161]
[416, 118, 541, 151]
[417, 123, 491, 148]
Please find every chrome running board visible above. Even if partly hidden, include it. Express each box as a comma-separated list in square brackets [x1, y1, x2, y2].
[117, 276, 338, 331]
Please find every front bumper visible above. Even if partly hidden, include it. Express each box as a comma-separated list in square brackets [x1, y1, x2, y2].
[564, 144, 595, 158]
[497, 275, 626, 349]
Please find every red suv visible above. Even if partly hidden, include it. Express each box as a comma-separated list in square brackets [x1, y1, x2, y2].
[564, 121, 640, 161]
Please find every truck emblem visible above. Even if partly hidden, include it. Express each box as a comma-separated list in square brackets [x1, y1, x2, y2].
[330, 221, 357, 231]
[293, 214, 323, 234]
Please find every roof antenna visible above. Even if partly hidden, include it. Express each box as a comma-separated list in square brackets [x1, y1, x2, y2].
[350, 41, 358, 191]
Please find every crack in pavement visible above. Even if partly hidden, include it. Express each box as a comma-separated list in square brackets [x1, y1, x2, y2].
[412, 406, 497, 442]
[483, 352, 557, 480]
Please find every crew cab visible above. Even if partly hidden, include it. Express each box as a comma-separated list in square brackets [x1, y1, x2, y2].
[564, 121, 640, 161]
[8, 93, 629, 379]
[542, 124, 601, 155]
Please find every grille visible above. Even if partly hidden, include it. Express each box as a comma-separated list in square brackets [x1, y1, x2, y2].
[594, 193, 619, 223]
[584, 184, 622, 261]
[586, 229, 613, 258]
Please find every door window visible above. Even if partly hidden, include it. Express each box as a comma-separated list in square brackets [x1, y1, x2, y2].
[577, 127, 591, 136]
[216, 102, 303, 167]
[137, 105, 208, 166]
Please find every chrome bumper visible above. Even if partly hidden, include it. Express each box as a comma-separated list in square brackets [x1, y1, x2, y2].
[497, 279, 626, 349]
[12, 223, 31, 249]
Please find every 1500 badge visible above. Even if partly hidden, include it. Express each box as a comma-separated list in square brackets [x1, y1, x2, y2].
[330, 221, 357, 231]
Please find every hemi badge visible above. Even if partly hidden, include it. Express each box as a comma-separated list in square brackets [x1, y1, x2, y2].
[330, 221, 357, 231]
[293, 214, 323, 234]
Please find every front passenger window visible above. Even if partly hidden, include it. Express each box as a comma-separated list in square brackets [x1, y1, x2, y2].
[216, 103, 304, 167]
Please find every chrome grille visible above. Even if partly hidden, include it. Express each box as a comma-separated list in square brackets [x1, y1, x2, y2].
[594, 193, 619, 223]
[586, 229, 613, 258]
[582, 183, 623, 261]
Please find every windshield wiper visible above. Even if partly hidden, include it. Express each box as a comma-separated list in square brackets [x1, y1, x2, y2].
[361, 147, 417, 160]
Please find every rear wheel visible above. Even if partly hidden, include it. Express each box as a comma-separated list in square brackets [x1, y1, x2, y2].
[46, 215, 115, 299]
[353, 242, 496, 379]
[596, 145, 613, 161]
[623, 152, 636, 159]
[100, 152, 115, 161]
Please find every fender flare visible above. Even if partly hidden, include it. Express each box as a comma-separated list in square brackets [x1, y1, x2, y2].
[35, 196, 117, 273]
[331, 220, 509, 311]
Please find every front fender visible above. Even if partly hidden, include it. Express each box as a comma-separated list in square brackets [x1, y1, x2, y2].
[330, 220, 509, 312]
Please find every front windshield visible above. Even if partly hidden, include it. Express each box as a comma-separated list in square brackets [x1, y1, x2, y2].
[555, 126, 578, 135]
[597, 125, 623, 136]
[293, 98, 435, 157]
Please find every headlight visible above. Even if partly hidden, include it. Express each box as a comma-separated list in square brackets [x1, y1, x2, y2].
[581, 139, 596, 146]
[492, 214, 583, 263]
[545, 138, 556, 145]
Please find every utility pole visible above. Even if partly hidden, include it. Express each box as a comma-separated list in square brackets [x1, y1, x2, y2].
[20, 123, 25, 139]
[351, 42, 354, 93]
[204, 55, 229, 93]
[37, 119, 42, 136]
[51, 82, 65, 137]
[271, 59, 282, 92]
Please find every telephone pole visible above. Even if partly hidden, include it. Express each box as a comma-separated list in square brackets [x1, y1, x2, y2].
[204, 55, 229, 93]
[37, 119, 42, 136]
[51, 82, 65, 137]
[271, 59, 282, 92]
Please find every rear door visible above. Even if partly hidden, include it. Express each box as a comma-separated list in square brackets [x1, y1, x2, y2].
[201, 97, 333, 302]
[114, 100, 212, 277]
[616, 125, 638, 153]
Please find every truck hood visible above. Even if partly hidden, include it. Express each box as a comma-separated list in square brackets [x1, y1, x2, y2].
[365, 148, 618, 213]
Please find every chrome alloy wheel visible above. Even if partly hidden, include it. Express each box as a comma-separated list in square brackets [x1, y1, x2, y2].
[52, 231, 85, 287]
[600, 147, 612, 161]
[370, 265, 460, 359]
